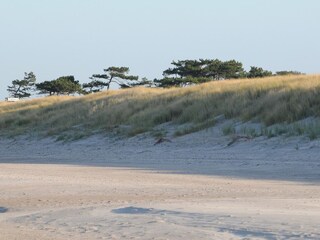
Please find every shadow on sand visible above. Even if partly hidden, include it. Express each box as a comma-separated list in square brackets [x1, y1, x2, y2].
[0, 207, 8, 213]
[1, 136, 319, 183]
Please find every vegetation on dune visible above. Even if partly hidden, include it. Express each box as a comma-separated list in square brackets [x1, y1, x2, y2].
[1, 75, 320, 140]
[6, 58, 303, 100]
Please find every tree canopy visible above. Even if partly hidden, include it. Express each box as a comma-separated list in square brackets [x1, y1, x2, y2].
[7, 60, 303, 98]
[82, 80, 109, 94]
[92, 67, 139, 90]
[7, 72, 36, 98]
[275, 71, 304, 76]
[156, 59, 246, 87]
[247, 66, 273, 78]
[36, 76, 82, 95]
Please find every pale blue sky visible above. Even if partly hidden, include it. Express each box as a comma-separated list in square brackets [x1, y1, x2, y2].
[1, 0, 319, 98]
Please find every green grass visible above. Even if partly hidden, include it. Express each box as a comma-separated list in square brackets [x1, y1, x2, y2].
[222, 124, 236, 136]
[1, 74, 320, 140]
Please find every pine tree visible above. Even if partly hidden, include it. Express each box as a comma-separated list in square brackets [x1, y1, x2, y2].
[36, 76, 82, 95]
[82, 80, 109, 94]
[92, 67, 139, 90]
[7, 72, 36, 98]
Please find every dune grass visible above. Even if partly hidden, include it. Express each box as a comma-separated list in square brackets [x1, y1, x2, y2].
[1, 74, 320, 140]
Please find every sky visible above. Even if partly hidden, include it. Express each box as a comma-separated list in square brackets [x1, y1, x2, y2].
[1, 0, 320, 99]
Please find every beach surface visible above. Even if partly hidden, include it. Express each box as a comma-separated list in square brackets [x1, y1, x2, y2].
[1, 130, 320, 239]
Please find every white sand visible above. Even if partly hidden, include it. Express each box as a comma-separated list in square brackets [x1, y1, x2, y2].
[0, 128, 320, 239]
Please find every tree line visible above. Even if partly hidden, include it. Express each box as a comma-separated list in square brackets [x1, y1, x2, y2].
[7, 59, 303, 99]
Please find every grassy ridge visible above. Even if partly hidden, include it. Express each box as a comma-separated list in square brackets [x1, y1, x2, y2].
[1, 75, 320, 139]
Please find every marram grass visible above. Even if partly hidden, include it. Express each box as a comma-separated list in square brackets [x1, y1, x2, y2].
[1, 74, 320, 139]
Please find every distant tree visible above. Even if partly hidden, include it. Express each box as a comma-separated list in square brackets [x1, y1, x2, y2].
[7, 72, 36, 98]
[129, 77, 154, 87]
[36, 81, 56, 95]
[92, 67, 139, 90]
[247, 66, 273, 78]
[36, 76, 82, 95]
[163, 60, 205, 79]
[157, 59, 246, 87]
[218, 60, 246, 79]
[154, 77, 180, 88]
[154, 76, 210, 88]
[82, 79, 109, 94]
[275, 71, 304, 76]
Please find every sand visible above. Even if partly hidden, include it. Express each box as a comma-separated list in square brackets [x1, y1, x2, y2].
[0, 128, 320, 239]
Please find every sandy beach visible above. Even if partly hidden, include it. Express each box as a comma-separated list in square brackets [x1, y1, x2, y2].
[1, 130, 320, 239]
[2, 0, 320, 238]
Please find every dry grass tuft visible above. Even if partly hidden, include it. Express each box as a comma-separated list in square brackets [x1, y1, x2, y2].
[1, 74, 320, 139]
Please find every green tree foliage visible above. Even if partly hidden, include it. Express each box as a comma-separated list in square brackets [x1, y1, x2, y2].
[156, 59, 245, 87]
[162, 60, 205, 78]
[7, 72, 36, 98]
[276, 71, 304, 76]
[247, 66, 273, 78]
[129, 77, 153, 87]
[36, 81, 55, 95]
[92, 67, 139, 90]
[218, 60, 247, 79]
[36, 76, 82, 95]
[82, 80, 109, 94]
[154, 76, 211, 88]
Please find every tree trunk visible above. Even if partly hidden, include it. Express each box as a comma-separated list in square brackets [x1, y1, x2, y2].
[107, 77, 113, 90]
